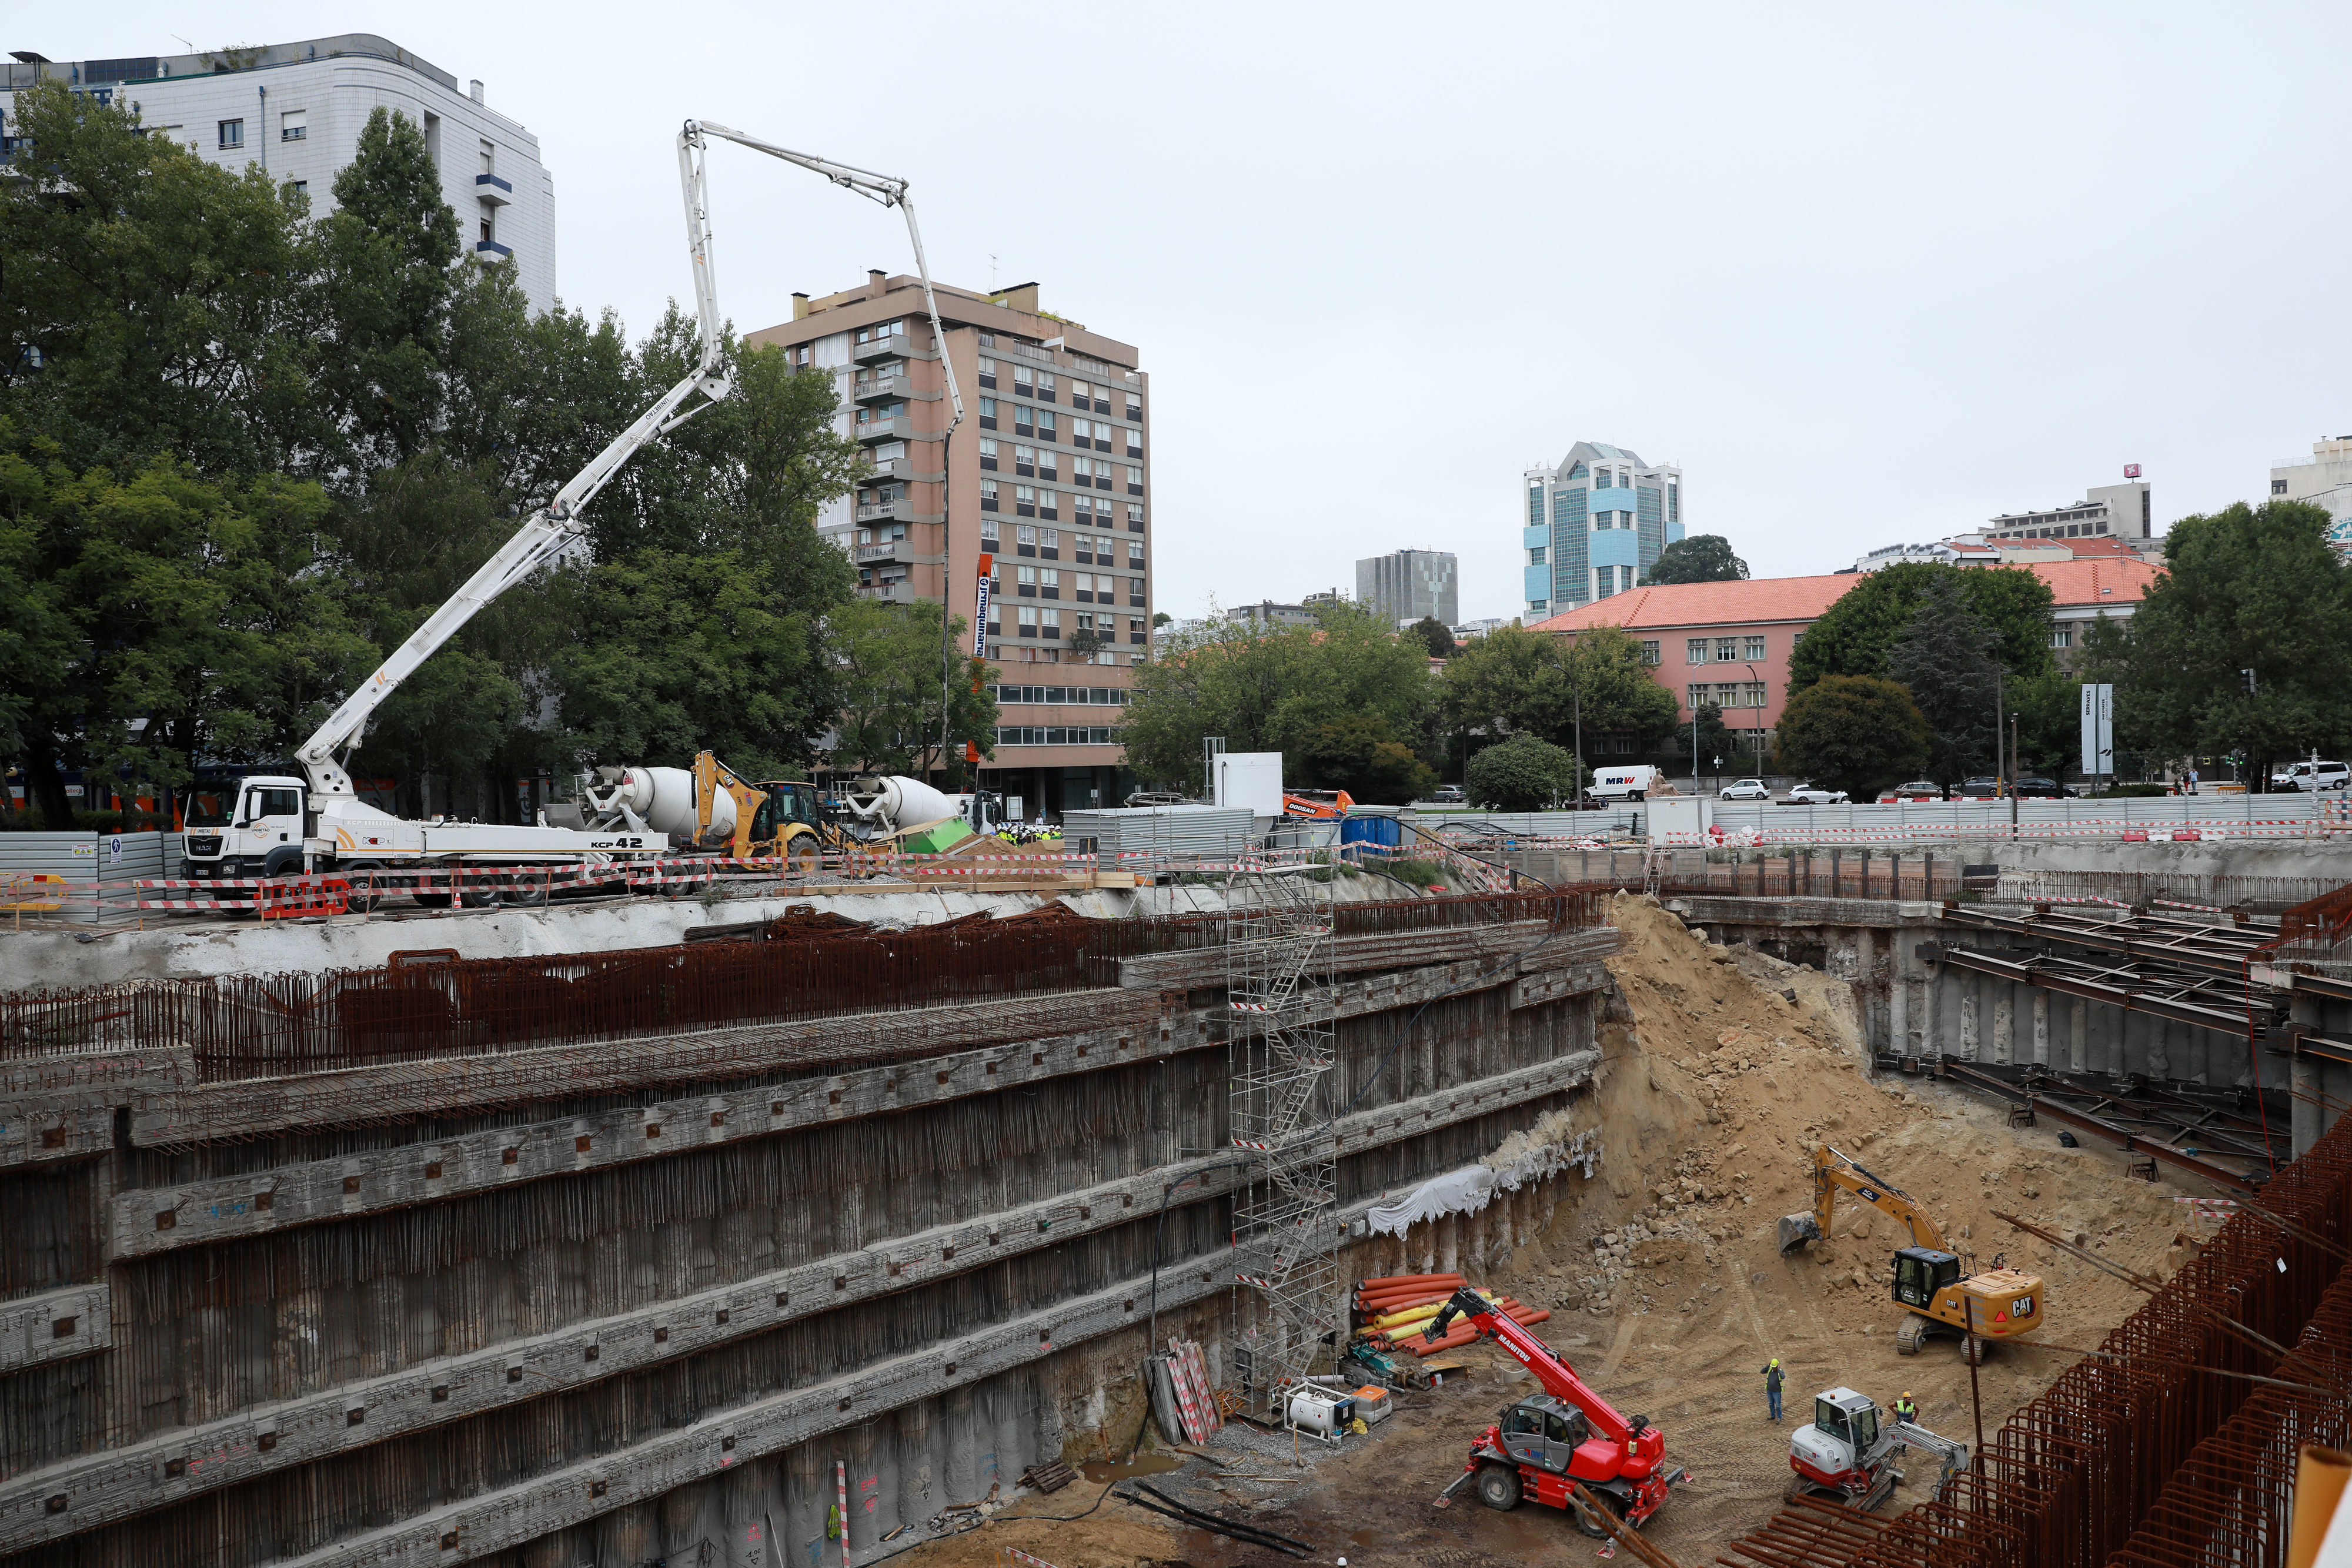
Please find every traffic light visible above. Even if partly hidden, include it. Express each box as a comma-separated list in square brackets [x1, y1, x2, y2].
[2241, 668, 2258, 695]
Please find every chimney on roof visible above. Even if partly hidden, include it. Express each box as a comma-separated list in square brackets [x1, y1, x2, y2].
[868, 269, 887, 297]
[468, 79, 483, 103]
[791, 292, 810, 320]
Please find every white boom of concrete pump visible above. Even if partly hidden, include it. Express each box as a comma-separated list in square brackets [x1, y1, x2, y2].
[179, 123, 964, 897]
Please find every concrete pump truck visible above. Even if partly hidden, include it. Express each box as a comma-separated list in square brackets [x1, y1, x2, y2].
[180, 123, 966, 905]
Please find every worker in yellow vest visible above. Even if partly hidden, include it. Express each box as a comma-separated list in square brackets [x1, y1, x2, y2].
[1893, 1391, 1917, 1425]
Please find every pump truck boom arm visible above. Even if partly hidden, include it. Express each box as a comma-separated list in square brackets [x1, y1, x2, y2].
[1425, 1288, 1636, 1445]
[295, 126, 731, 801]
[1777, 1143, 1945, 1255]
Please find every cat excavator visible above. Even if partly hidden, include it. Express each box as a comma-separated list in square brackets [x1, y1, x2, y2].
[1778, 1144, 2044, 1362]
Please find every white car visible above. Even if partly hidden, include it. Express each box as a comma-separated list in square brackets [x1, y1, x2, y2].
[1781, 781, 1850, 805]
[2273, 761, 2350, 793]
[1719, 777, 1772, 802]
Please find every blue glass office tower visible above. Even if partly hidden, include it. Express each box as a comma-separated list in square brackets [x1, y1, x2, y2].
[1522, 443, 1684, 618]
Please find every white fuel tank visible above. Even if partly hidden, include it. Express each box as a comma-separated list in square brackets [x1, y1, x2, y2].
[611, 765, 735, 845]
[844, 775, 958, 834]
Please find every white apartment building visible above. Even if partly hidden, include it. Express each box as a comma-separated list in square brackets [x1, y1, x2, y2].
[1984, 479, 2153, 547]
[1, 35, 555, 312]
[2271, 437, 2352, 557]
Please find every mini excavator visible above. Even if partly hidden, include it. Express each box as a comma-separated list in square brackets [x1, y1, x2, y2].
[1778, 1144, 2044, 1362]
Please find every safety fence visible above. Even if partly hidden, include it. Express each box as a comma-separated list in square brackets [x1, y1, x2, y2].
[0, 887, 1608, 1079]
[1719, 1082, 2352, 1568]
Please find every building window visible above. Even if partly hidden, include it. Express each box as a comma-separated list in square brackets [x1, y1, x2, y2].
[1015, 485, 1036, 517]
[1127, 503, 1145, 531]
[218, 119, 244, 149]
[1017, 566, 1037, 594]
[1038, 410, 1057, 442]
[1041, 528, 1060, 556]
[1130, 617, 1148, 645]
[291, 180, 309, 202]
[1018, 605, 1038, 637]
[479, 137, 495, 176]
[980, 516, 999, 546]
[1073, 418, 1092, 446]
[1126, 465, 1144, 495]
[1039, 491, 1060, 521]
[280, 110, 307, 141]
[1014, 443, 1035, 476]
[1013, 365, 1033, 395]
[979, 396, 997, 430]
[1686, 685, 1709, 711]
[1715, 638, 1738, 662]
[2052, 626, 2074, 648]
[2273, 479, 2289, 495]
[978, 356, 997, 389]
[1641, 640, 1661, 665]
[1529, 546, 1546, 566]
[1036, 372, 1056, 403]
[1125, 391, 1143, 422]
[1744, 636, 1766, 660]
[980, 479, 998, 511]
[1070, 379, 1091, 406]
[1686, 638, 1709, 663]
[1667, 482, 1679, 523]
[979, 437, 999, 471]
[1125, 429, 1142, 457]
[1041, 608, 1061, 639]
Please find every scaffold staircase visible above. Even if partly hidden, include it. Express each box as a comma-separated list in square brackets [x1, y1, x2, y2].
[1224, 864, 1340, 1411]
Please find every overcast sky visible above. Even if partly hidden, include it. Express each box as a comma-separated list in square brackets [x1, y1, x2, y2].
[64, 2, 2352, 621]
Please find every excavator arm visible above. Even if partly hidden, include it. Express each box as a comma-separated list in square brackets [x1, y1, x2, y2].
[1778, 1144, 1946, 1255]
[1425, 1288, 1639, 1446]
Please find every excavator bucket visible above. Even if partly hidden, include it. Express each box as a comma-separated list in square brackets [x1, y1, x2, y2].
[1778, 1212, 1822, 1254]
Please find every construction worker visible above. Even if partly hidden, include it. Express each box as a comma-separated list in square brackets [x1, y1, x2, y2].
[1761, 1358, 1785, 1423]
[1893, 1391, 1918, 1425]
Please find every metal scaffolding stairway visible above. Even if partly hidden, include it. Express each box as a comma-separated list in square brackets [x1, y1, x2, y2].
[1224, 865, 1340, 1411]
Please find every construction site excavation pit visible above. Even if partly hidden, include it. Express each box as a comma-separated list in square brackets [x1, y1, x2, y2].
[0, 871, 2321, 1568]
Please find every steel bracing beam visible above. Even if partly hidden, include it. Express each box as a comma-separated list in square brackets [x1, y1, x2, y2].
[1935, 1060, 2271, 1190]
[1920, 942, 2278, 1037]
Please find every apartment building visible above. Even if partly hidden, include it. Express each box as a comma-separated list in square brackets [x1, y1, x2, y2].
[749, 278, 1150, 817]
[2271, 437, 2352, 557]
[1357, 549, 1459, 628]
[1225, 600, 1321, 628]
[1522, 442, 1685, 617]
[0, 35, 555, 311]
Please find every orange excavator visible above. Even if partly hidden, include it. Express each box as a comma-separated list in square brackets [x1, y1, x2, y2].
[1281, 787, 1354, 820]
[1425, 1288, 1686, 1537]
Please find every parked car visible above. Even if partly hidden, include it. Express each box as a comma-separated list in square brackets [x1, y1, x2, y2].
[1878, 780, 1945, 803]
[2012, 776, 2066, 799]
[1952, 775, 2002, 801]
[1431, 784, 1467, 804]
[2273, 761, 2351, 793]
[1719, 777, 1772, 802]
[1781, 781, 1849, 805]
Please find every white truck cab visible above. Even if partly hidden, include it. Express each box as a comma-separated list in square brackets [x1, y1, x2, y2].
[1589, 764, 1660, 803]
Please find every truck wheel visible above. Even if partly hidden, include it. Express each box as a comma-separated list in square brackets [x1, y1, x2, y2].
[412, 892, 453, 910]
[341, 864, 385, 914]
[1474, 1463, 1521, 1513]
[1571, 1486, 1622, 1538]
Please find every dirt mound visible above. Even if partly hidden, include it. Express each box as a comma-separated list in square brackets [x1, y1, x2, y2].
[1482, 891, 2191, 1554]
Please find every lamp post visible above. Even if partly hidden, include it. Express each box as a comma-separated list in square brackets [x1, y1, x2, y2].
[1744, 661, 1767, 781]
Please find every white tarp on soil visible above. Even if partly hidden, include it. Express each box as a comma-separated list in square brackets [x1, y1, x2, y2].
[1361, 1111, 1600, 1236]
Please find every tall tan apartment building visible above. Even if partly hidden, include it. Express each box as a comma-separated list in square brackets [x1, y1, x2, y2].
[749, 275, 1152, 818]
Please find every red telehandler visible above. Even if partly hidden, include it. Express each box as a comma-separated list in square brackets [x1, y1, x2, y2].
[1424, 1287, 1686, 1536]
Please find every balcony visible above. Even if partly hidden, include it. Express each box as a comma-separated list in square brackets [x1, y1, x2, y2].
[475, 172, 513, 207]
[855, 497, 945, 527]
[474, 240, 512, 264]
[855, 581, 923, 605]
[854, 415, 913, 444]
[856, 537, 944, 565]
[862, 456, 943, 484]
[854, 373, 910, 404]
[851, 333, 919, 364]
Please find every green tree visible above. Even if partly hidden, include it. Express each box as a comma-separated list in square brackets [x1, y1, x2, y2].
[2010, 668, 2084, 789]
[1441, 623, 1675, 757]
[1773, 675, 1933, 800]
[1642, 534, 1748, 585]
[1672, 703, 1742, 777]
[2086, 501, 2352, 787]
[824, 598, 998, 781]
[1405, 615, 1456, 658]
[1292, 714, 1436, 805]
[1, 81, 309, 476]
[1885, 576, 2000, 788]
[1124, 601, 1435, 790]
[1464, 733, 1582, 811]
[1788, 562, 2054, 694]
[0, 428, 372, 825]
[309, 107, 465, 470]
